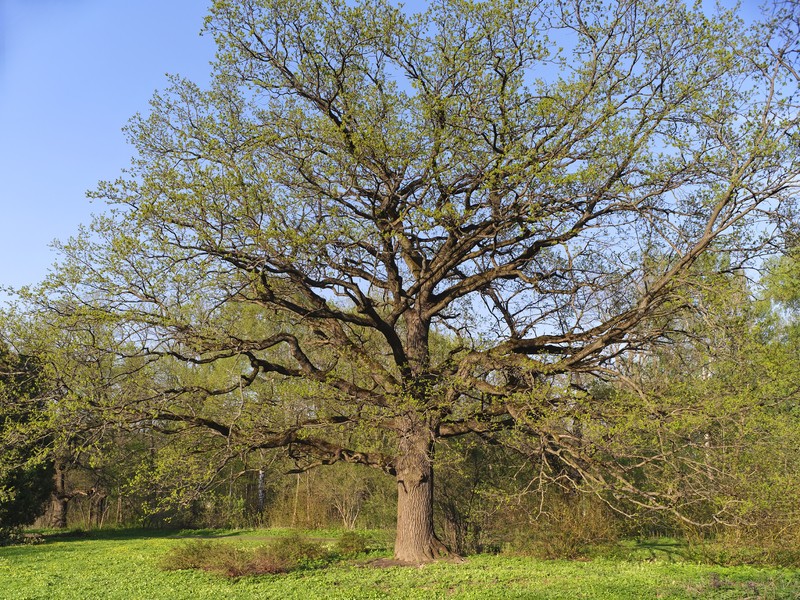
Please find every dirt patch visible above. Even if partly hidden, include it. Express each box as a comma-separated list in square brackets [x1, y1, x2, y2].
[365, 557, 416, 568]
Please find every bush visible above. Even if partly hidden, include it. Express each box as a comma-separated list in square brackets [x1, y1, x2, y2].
[336, 531, 370, 556]
[683, 534, 800, 568]
[160, 535, 330, 577]
[160, 540, 221, 571]
[506, 494, 621, 560]
[0, 453, 54, 532]
[0, 527, 45, 546]
[268, 533, 329, 566]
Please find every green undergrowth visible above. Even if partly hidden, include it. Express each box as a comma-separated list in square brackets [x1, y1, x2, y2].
[582, 538, 800, 569]
[2, 529, 800, 599]
[160, 531, 374, 576]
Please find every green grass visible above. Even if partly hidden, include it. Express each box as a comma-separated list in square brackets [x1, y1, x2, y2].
[2, 530, 800, 599]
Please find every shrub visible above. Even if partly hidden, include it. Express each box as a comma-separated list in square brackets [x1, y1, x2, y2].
[336, 531, 369, 556]
[683, 534, 800, 568]
[209, 547, 262, 577]
[160, 535, 330, 577]
[268, 533, 328, 563]
[249, 546, 295, 575]
[0, 527, 38, 546]
[506, 494, 621, 560]
[0, 454, 54, 532]
[160, 540, 221, 571]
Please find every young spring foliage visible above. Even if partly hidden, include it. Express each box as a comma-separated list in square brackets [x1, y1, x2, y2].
[39, 0, 800, 561]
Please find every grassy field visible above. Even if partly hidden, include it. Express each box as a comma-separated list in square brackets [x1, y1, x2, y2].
[2, 529, 800, 599]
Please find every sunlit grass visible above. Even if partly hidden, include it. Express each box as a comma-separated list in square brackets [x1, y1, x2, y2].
[2, 530, 800, 599]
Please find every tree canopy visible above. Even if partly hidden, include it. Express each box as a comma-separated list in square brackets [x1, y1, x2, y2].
[33, 0, 800, 562]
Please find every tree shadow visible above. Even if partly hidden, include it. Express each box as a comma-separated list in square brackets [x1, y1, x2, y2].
[634, 538, 688, 562]
[34, 527, 243, 544]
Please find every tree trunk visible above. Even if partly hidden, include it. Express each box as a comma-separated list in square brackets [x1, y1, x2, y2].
[50, 497, 69, 529]
[257, 468, 266, 513]
[393, 424, 449, 563]
[393, 311, 450, 562]
[49, 467, 69, 529]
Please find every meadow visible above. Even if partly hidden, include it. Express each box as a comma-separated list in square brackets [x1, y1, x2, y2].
[3, 529, 800, 599]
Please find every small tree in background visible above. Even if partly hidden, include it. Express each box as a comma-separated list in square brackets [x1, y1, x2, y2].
[0, 345, 53, 538]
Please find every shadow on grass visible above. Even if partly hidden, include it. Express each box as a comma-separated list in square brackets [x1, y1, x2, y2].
[26, 526, 393, 548]
[31, 527, 244, 544]
[636, 539, 687, 560]
[591, 537, 690, 563]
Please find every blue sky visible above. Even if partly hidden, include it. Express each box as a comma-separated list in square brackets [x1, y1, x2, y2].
[0, 0, 214, 298]
[0, 0, 758, 302]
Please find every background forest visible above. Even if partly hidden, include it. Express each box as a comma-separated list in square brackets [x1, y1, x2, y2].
[4, 251, 800, 562]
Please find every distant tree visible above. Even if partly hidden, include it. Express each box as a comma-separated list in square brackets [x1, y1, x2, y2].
[44, 0, 800, 561]
[0, 307, 141, 530]
[0, 344, 53, 535]
[598, 258, 800, 542]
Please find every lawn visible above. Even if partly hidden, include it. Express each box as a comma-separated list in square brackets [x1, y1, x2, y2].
[2, 529, 800, 599]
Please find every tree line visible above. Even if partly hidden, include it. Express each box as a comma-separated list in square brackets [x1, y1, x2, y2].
[5, 252, 800, 558]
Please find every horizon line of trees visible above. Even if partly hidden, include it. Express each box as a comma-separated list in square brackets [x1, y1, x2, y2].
[4, 250, 800, 559]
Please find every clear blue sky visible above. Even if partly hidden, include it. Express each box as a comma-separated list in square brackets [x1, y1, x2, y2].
[0, 0, 757, 301]
[0, 0, 214, 297]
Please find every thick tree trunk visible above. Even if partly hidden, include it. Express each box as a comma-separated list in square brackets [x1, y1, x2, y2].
[393, 425, 449, 563]
[393, 310, 450, 562]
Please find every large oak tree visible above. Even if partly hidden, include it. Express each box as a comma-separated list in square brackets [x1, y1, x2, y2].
[46, 0, 800, 561]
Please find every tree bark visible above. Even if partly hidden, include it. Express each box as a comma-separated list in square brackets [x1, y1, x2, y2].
[49, 497, 69, 529]
[393, 423, 449, 563]
[49, 467, 69, 529]
[257, 468, 266, 513]
[392, 309, 451, 562]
